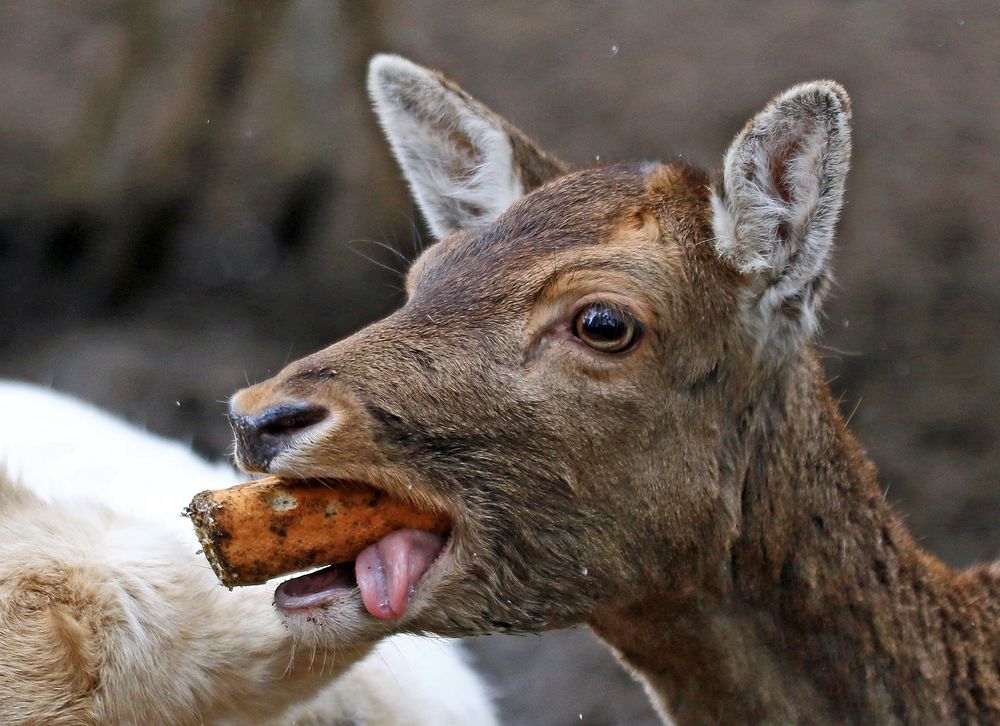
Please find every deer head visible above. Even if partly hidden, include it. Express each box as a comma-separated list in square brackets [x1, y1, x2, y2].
[228, 55, 851, 651]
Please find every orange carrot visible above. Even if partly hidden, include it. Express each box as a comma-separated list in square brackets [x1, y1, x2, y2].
[185, 476, 449, 588]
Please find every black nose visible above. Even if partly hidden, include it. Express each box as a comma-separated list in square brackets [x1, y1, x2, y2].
[229, 403, 329, 471]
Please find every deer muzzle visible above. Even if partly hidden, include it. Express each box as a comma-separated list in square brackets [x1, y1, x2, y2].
[228, 402, 329, 471]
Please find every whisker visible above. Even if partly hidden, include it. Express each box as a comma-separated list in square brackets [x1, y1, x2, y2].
[363, 236, 413, 267]
[346, 242, 407, 280]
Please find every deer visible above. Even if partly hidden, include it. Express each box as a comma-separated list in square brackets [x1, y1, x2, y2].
[225, 55, 1000, 724]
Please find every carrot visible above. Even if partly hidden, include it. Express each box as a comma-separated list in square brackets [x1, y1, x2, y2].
[185, 476, 449, 588]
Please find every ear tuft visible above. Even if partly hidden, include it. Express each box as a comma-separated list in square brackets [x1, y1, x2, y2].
[367, 55, 566, 239]
[711, 81, 852, 345]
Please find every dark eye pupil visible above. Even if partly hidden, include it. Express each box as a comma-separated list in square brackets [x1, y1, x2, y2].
[581, 304, 627, 340]
[573, 302, 639, 353]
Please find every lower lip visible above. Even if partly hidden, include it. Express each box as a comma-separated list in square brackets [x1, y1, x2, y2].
[274, 562, 358, 611]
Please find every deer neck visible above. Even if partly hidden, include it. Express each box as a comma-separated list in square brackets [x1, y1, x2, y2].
[590, 351, 1000, 725]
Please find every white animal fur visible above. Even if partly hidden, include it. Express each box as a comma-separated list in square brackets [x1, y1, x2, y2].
[0, 381, 496, 725]
[368, 54, 525, 238]
[710, 81, 852, 350]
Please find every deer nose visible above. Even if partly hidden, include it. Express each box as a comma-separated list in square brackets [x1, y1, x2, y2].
[229, 403, 329, 471]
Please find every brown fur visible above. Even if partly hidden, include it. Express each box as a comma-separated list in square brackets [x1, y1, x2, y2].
[229, 59, 1000, 723]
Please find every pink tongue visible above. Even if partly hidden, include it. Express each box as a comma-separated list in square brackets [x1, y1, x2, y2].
[355, 529, 445, 620]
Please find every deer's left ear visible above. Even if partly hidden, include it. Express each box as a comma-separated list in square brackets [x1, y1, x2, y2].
[711, 81, 852, 346]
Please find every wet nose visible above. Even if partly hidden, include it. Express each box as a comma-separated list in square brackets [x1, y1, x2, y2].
[229, 403, 329, 471]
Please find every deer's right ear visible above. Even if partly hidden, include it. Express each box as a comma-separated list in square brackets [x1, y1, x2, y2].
[711, 81, 852, 349]
[368, 55, 567, 239]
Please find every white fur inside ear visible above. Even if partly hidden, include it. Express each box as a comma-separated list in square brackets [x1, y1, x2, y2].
[711, 81, 852, 345]
[368, 55, 524, 238]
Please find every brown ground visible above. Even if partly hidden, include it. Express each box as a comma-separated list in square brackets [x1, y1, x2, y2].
[1, 3, 996, 724]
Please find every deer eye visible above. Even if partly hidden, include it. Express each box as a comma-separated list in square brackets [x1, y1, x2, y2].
[573, 303, 639, 353]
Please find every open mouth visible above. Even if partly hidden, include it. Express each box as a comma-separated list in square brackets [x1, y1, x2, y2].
[275, 527, 450, 620]
[187, 476, 453, 621]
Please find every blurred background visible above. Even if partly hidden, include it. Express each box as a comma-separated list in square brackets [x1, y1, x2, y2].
[1, 2, 997, 723]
